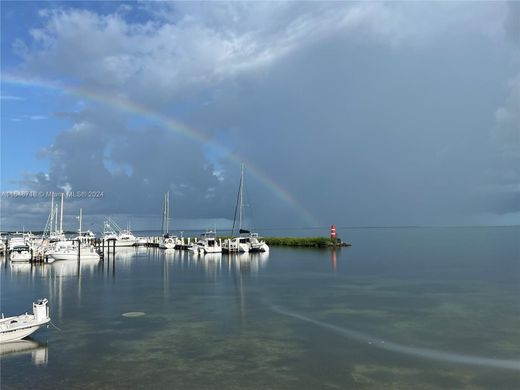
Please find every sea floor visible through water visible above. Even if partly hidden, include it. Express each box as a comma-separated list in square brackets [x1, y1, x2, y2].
[1, 227, 519, 389]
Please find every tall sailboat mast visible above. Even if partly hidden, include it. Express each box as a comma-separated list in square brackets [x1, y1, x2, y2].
[59, 193, 64, 234]
[54, 205, 58, 235]
[79, 208, 83, 234]
[166, 191, 170, 234]
[239, 164, 244, 231]
[232, 164, 246, 236]
[50, 193, 54, 234]
[162, 191, 171, 234]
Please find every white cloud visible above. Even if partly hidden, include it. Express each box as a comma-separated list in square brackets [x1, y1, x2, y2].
[16, 2, 506, 106]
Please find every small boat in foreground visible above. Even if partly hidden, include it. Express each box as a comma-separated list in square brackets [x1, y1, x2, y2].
[0, 299, 51, 343]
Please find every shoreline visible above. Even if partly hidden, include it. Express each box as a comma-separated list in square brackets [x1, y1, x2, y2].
[263, 237, 351, 248]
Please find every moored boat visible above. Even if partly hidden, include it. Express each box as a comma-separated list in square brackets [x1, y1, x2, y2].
[223, 165, 269, 253]
[0, 299, 51, 343]
[8, 235, 31, 262]
[46, 240, 100, 262]
[191, 231, 222, 254]
[103, 218, 137, 247]
[158, 191, 180, 249]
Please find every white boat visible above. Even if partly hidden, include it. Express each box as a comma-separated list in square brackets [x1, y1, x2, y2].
[117, 231, 137, 247]
[160, 233, 178, 249]
[46, 240, 100, 261]
[103, 218, 137, 247]
[0, 299, 50, 343]
[135, 237, 148, 246]
[8, 236, 31, 262]
[191, 231, 222, 254]
[45, 207, 100, 261]
[158, 191, 180, 249]
[241, 231, 270, 253]
[74, 230, 96, 244]
[222, 236, 250, 253]
[223, 164, 269, 253]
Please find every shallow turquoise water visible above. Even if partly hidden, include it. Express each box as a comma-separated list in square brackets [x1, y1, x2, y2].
[1, 227, 519, 389]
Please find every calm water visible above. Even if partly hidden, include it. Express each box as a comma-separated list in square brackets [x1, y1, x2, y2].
[1, 227, 519, 389]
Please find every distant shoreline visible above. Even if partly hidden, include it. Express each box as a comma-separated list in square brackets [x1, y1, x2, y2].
[263, 237, 351, 248]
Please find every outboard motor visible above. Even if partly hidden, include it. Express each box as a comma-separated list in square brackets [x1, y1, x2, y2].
[33, 298, 50, 322]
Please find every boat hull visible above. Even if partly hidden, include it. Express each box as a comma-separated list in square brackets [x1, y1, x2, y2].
[249, 243, 269, 253]
[9, 251, 31, 262]
[0, 322, 48, 343]
[113, 241, 136, 247]
[49, 252, 100, 261]
[47, 246, 100, 261]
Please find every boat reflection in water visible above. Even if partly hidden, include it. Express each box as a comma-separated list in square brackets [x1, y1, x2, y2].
[112, 247, 137, 261]
[9, 262, 36, 277]
[198, 253, 223, 280]
[229, 251, 269, 275]
[0, 338, 48, 366]
[49, 258, 101, 278]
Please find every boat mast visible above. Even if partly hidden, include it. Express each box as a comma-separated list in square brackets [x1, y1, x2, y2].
[232, 164, 246, 236]
[239, 164, 244, 231]
[54, 205, 58, 235]
[161, 192, 166, 234]
[59, 193, 64, 234]
[79, 208, 83, 234]
[50, 193, 54, 234]
[166, 191, 170, 234]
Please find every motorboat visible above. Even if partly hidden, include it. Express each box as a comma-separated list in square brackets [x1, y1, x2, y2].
[8, 236, 31, 262]
[103, 218, 137, 247]
[135, 237, 148, 246]
[222, 236, 250, 253]
[242, 231, 269, 253]
[74, 230, 96, 245]
[46, 240, 100, 261]
[191, 231, 222, 254]
[0, 299, 50, 343]
[116, 230, 137, 247]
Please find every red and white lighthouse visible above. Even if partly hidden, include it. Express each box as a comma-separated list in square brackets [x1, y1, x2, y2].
[330, 225, 336, 240]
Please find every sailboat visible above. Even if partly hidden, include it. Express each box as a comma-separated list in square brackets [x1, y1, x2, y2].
[159, 191, 178, 250]
[73, 208, 96, 245]
[223, 165, 269, 253]
[46, 207, 100, 261]
[42, 193, 68, 261]
[48, 193, 66, 243]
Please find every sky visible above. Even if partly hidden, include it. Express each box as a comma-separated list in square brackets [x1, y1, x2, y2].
[1, 1, 519, 231]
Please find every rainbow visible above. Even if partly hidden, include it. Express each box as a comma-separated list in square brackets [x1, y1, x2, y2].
[2, 73, 319, 226]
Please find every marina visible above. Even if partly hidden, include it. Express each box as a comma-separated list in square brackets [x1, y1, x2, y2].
[1, 187, 348, 264]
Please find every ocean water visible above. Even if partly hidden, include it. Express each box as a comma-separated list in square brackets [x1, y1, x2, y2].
[1, 227, 519, 389]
